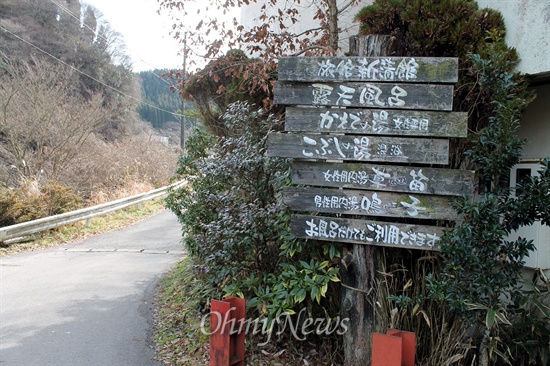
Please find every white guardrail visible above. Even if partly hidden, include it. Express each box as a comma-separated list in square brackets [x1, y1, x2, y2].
[0, 180, 185, 243]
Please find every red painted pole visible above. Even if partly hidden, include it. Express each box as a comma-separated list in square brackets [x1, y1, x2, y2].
[372, 333, 402, 366]
[386, 329, 416, 366]
[209, 297, 246, 366]
[372, 329, 416, 366]
[210, 300, 231, 365]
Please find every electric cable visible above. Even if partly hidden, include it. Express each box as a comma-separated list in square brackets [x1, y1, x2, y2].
[0, 24, 181, 118]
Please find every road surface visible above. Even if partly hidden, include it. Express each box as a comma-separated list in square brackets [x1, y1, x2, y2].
[0, 209, 184, 366]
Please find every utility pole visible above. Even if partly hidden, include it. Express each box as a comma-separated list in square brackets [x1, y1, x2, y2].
[180, 32, 187, 151]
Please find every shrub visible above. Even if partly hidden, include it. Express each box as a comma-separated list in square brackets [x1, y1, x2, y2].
[355, 0, 511, 136]
[165, 102, 341, 350]
[61, 131, 179, 202]
[181, 50, 283, 138]
[0, 183, 18, 227]
[355, 1, 549, 365]
[0, 179, 82, 226]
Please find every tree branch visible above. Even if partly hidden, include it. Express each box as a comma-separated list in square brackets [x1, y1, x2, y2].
[337, 0, 359, 15]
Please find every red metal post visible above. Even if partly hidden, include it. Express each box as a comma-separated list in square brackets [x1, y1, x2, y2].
[372, 332, 402, 366]
[226, 297, 245, 366]
[210, 300, 231, 365]
[386, 329, 416, 366]
[209, 297, 246, 366]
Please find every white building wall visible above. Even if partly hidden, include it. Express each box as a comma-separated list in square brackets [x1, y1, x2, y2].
[518, 83, 550, 160]
[477, 0, 550, 76]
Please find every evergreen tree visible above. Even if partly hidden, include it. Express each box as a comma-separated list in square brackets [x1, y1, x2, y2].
[138, 70, 184, 129]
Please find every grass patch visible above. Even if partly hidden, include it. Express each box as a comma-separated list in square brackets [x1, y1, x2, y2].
[153, 256, 213, 365]
[153, 256, 342, 366]
[0, 198, 166, 256]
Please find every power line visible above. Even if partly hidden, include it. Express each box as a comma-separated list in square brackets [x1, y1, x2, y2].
[0, 24, 181, 118]
[49, 0, 174, 84]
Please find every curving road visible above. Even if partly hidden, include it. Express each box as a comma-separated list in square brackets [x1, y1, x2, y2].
[0, 209, 184, 366]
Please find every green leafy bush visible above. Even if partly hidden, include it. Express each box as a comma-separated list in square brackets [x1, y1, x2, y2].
[355, 0, 504, 58]
[355, 0, 512, 135]
[427, 40, 549, 365]
[165, 102, 341, 334]
[355, 1, 549, 364]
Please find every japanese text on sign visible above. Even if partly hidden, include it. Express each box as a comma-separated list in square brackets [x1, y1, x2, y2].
[316, 57, 419, 82]
[318, 110, 429, 133]
[314, 193, 428, 218]
[303, 217, 441, 248]
[322, 168, 430, 192]
[312, 83, 408, 107]
[302, 135, 405, 160]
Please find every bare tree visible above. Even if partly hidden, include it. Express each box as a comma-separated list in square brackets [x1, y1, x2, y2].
[0, 59, 106, 183]
[158, 0, 364, 129]
[158, 0, 362, 69]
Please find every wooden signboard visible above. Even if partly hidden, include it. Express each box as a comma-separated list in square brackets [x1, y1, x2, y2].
[290, 214, 444, 251]
[267, 133, 449, 165]
[291, 161, 475, 196]
[284, 107, 467, 138]
[278, 56, 459, 83]
[283, 186, 458, 221]
[273, 53, 467, 365]
[267, 55, 468, 257]
[273, 82, 454, 111]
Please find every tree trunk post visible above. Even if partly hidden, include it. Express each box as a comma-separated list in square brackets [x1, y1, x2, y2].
[340, 34, 400, 366]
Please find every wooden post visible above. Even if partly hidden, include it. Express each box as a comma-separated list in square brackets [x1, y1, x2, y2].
[340, 244, 380, 364]
[340, 34, 401, 366]
[349, 34, 400, 58]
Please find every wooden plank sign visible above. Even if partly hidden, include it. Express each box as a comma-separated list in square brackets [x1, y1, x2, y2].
[267, 56, 469, 253]
[278, 56, 459, 83]
[291, 161, 475, 196]
[283, 186, 458, 221]
[290, 214, 445, 251]
[273, 82, 454, 111]
[284, 107, 467, 138]
[267, 133, 449, 165]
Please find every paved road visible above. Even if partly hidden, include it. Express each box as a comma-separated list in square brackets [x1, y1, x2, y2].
[0, 209, 184, 366]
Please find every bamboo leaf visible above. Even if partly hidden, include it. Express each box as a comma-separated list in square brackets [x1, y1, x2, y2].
[447, 354, 464, 363]
[532, 298, 550, 318]
[418, 310, 431, 328]
[494, 310, 512, 326]
[486, 308, 496, 329]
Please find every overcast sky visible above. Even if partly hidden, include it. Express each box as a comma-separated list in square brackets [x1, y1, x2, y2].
[83, 0, 183, 72]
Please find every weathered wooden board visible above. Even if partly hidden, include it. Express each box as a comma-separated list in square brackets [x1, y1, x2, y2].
[291, 161, 475, 196]
[267, 133, 449, 165]
[284, 107, 467, 138]
[290, 214, 445, 251]
[283, 186, 458, 221]
[278, 56, 459, 83]
[273, 81, 454, 111]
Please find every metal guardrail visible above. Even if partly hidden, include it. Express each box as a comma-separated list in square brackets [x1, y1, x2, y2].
[0, 181, 185, 243]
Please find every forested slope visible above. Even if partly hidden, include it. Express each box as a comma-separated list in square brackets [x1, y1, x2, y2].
[0, 0, 179, 225]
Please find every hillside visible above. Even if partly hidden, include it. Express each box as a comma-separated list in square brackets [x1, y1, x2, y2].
[0, 0, 179, 224]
